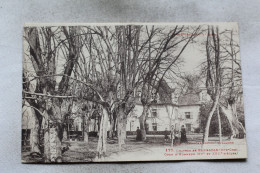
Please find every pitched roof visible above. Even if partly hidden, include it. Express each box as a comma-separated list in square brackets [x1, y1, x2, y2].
[178, 93, 200, 105]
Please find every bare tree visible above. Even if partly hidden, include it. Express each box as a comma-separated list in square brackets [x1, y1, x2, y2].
[219, 30, 245, 139]
[203, 26, 221, 143]
[23, 26, 81, 162]
[201, 26, 245, 143]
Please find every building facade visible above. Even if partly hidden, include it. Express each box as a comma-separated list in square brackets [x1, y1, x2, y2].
[126, 103, 201, 133]
[126, 85, 206, 133]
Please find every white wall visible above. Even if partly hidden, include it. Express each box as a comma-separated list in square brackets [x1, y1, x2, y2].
[126, 104, 200, 132]
[178, 105, 200, 132]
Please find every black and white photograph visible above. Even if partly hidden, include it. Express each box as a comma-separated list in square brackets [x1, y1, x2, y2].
[22, 23, 247, 163]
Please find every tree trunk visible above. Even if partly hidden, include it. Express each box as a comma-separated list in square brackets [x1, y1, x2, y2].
[230, 103, 246, 137]
[49, 126, 62, 162]
[97, 106, 109, 160]
[82, 115, 85, 141]
[108, 113, 117, 139]
[117, 106, 127, 150]
[30, 110, 41, 153]
[220, 104, 245, 139]
[203, 96, 219, 143]
[43, 125, 62, 162]
[44, 127, 50, 162]
[84, 117, 90, 143]
[217, 106, 222, 143]
[43, 101, 63, 162]
[84, 130, 89, 143]
[108, 120, 114, 139]
[62, 127, 68, 141]
[220, 105, 235, 139]
[139, 105, 148, 141]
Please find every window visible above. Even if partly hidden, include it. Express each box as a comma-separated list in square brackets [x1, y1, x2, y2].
[152, 123, 157, 131]
[186, 124, 192, 132]
[185, 112, 191, 119]
[151, 109, 157, 117]
[130, 120, 135, 131]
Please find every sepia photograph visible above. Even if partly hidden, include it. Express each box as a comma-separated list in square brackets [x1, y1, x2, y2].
[22, 23, 247, 163]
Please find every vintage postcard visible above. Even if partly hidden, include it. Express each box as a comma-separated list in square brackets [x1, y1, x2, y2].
[22, 23, 247, 163]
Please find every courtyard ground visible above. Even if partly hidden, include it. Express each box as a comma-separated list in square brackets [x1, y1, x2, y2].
[22, 134, 247, 162]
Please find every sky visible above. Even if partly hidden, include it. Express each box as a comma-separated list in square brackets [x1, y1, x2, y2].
[178, 22, 240, 74]
[180, 40, 205, 74]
